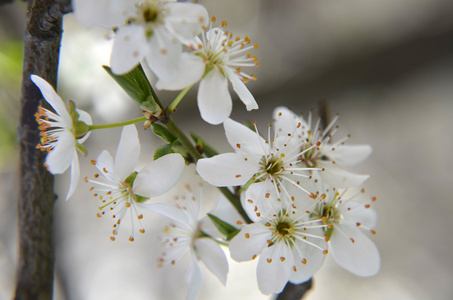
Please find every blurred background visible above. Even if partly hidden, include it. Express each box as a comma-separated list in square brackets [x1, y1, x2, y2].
[1, 0, 453, 299]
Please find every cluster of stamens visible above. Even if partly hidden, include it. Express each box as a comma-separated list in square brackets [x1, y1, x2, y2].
[249, 120, 321, 199]
[35, 105, 66, 155]
[85, 160, 145, 242]
[192, 17, 259, 83]
[316, 188, 377, 242]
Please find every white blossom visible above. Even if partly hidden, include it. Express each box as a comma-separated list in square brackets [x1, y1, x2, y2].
[87, 124, 184, 241]
[157, 19, 259, 124]
[32, 74, 92, 200]
[314, 188, 380, 277]
[197, 117, 319, 218]
[273, 107, 372, 187]
[147, 188, 228, 300]
[73, 0, 209, 78]
[229, 183, 328, 295]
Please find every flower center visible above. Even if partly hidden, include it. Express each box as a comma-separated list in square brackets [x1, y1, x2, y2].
[263, 154, 285, 176]
[276, 221, 292, 236]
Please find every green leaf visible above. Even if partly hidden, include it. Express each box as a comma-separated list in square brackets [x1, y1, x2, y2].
[152, 122, 177, 143]
[207, 213, 240, 241]
[153, 144, 175, 160]
[103, 64, 161, 113]
[190, 132, 218, 158]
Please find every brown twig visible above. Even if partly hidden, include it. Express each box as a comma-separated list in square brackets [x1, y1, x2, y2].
[15, 1, 71, 299]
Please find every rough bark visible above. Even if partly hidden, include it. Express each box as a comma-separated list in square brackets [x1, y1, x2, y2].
[15, 1, 71, 299]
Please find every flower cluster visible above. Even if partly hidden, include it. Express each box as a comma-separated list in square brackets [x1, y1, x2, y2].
[29, 1, 380, 299]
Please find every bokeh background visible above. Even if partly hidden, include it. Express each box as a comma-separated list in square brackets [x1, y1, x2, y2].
[1, 0, 453, 299]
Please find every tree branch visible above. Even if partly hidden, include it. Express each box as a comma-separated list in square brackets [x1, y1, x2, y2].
[276, 279, 313, 300]
[15, 0, 71, 299]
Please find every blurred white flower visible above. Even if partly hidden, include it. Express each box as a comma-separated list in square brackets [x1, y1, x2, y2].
[273, 107, 372, 187]
[32, 74, 92, 201]
[316, 188, 380, 277]
[157, 19, 259, 124]
[73, 0, 209, 78]
[229, 185, 328, 295]
[148, 187, 228, 300]
[87, 124, 185, 241]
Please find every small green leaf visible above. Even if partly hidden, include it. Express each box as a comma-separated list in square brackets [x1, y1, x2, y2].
[103, 64, 161, 113]
[190, 132, 218, 158]
[207, 213, 240, 240]
[152, 122, 177, 143]
[226, 229, 241, 241]
[153, 144, 174, 160]
[243, 120, 256, 132]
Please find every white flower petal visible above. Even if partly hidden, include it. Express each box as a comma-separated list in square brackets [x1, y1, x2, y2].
[31, 75, 71, 127]
[319, 163, 370, 187]
[73, 0, 135, 28]
[196, 153, 261, 187]
[110, 25, 147, 75]
[65, 152, 80, 201]
[143, 202, 190, 224]
[186, 258, 203, 300]
[197, 70, 232, 124]
[257, 242, 293, 295]
[243, 180, 279, 222]
[272, 106, 308, 139]
[145, 28, 182, 80]
[164, 2, 208, 44]
[224, 118, 267, 156]
[229, 222, 270, 262]
[290, 228, 327, 284]
[156, 53, 205, 90]
[76, 109, 93, 144]
[339, 200, 378, 229]
[195, 238, 228, 285]
[330, 223, 381, 277]
[325, 144, 372, 166]
[45, 130, 75, 174]
[95, 150, 118, 184]
[114, 125, 140, 181]
[224, 67, 258, 111]
[133, 153, 184, 197]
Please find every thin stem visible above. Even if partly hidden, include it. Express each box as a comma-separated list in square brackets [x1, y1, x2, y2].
[167, 84, 193, 114]
[88, 116, 147, 131]
[165, 116, 201, 160]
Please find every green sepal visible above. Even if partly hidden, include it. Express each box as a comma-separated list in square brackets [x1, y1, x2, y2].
[153, 143, 175, 160]
[152, 122, 177, 143]
[73, 120, 90, 139]
[201, 63, 215, 79]
[134, 194, 149, 203]
[75, 142, 87, 156]
[190, 132, 218, 158]
[124, 171, 138, 187]
[207, 213, 240, 241]
[103, 64, 162, 114]
[68, 100, 80, 121]
[324, 224, 334, 242]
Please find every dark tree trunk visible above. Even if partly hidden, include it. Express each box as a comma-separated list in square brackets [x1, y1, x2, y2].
[15, 1, 71, 299]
